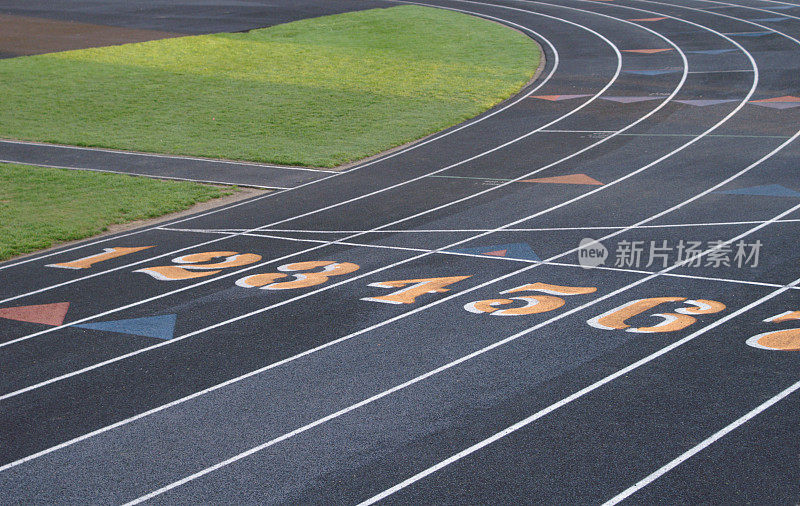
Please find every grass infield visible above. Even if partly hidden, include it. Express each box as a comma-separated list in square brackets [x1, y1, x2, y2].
[0, 163, 231, 262]
[0, 6, 540, 167]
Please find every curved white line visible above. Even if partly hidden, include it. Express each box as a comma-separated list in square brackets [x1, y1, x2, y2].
[358, 206, 800, 506]
[0, 5, 625, 350]
[50, 0, 790, 500]
[354, 0, 800, 501]
[0, 0, 649, 468]
[0, 9, 552, 273]
[4, 2, 783, 498]
[0, 0, 738, 443]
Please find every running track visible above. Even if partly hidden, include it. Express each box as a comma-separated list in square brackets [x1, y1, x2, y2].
[1, 0, 800, 503]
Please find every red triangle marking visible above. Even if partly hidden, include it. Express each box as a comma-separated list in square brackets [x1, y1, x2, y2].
[622, 48, 674, 53]
[628, 17, 667, 21]
[0, 302, 70, 326]
[521, 174, 604, 186]
[751, 95, 800, 103]
[531, 94, 590, 102]
[483, 250, 508, 257]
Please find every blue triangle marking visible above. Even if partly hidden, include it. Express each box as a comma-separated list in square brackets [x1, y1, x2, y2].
[717, 184, 800, 198]
[728, 31, 772, 37]
[686, 49, 737, 54]
[765, 5, 795, 9]
[624, 70, 680, 75]
[76, 314, 177, 340]
[447, 243, 540, 261]
[750, 17, 789, 22]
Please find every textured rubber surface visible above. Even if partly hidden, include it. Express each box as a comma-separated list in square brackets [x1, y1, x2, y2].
[1, 0, 799, 503]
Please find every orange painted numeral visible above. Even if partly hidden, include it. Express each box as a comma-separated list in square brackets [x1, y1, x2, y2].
[362, 276, 471, 305]
[236, 260, 360, 290]
[765, 311, 800, 324]
[746, 311, 800, 351]
[47, 246, 154, 269]
[135, 251, 262, 281]
[587, 297, 726, 333]
[464, 282, 596, 316]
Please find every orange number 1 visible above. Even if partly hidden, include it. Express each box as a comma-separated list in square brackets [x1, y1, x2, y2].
[47, 246, 154, 269]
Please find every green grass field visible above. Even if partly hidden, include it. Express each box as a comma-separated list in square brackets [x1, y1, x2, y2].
[0, 5, 540, 167]
[0, 163, 230, 261]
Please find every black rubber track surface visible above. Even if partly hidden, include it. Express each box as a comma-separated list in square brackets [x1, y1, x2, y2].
[1, 0, 800, 503]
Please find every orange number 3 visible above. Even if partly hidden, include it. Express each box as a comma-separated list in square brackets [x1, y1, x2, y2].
[236, 261, 360, 290]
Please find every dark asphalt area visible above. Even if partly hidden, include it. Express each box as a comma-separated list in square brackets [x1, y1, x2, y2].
[1, 0, 800, 504]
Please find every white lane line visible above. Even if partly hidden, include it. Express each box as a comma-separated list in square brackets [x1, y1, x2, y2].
[722, 30, 775, 34]
[0, 10, 555, 275]
[0, 0, 702, 465]
[639, 0, 800, 37]
[602, 376, 800, 505]
[539, 129, 619, 132]
[0, 159, 288, 189]
[353, 0, 800, 500]
[697, 0, 800, 21]
[0, 189, 276, 273]
[0, 5, 637, 350]
[755, 0, 800, 7]
[541, 130, 790, 138]
[0, 257, 542, 475]
[6, 0, 751, 336]
[0, 12, 565, 302]
[748, 0, 800, 11]
[687, 69, 753, 73]
[160, 226, 799, 291]
[0, 0, 755, 419]
[0, 0, 709, 396]
[6, 1, 784, 502]
[429, 174, 514, 180]
[124, 1, 800, 500]
[359, 274, 800, 506]
[628, 133, 786, 138]
[130, 201, 800, 506]
[0, 0, 765, 473]
[0, 139, 338, 173]
[159, 217, 800, 234]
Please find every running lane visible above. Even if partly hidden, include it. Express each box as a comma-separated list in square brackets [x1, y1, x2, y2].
[1, 0, 799, 503]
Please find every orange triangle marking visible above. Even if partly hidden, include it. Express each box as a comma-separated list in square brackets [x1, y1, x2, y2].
[0, 302, 70, 326]
[483, 250, 508, 257]
[622, 48, 674, 53]
[628, 17, 667, 21]
[531, 95, 563, 101]
[752, 95, 800, 103]
[521, 174, 604, 186]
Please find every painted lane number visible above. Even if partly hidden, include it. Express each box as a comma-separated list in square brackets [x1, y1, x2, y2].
[47, 246, 154, 269]
[362, 276, 472, 305]
[236, 261, 360, 290]
[135, 251, 262, 281]
[588, 297, 726, 333]
[746, 311, 800, 351]
[464, 282, 597, 316]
